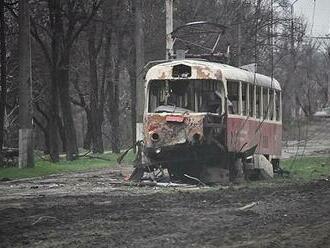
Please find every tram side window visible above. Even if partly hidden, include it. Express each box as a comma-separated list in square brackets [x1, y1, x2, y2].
[242, 82, 248, 116]
[227, 80, 239, 114]
[269, 89, 275, 120]
[262, 87, 268, 119]
[249, 84, 254, 117]
[148, 80, 164, 112]
[198, 80, 222, 113]
[256, 86, 261, 119]
[275, 90, 281, 121]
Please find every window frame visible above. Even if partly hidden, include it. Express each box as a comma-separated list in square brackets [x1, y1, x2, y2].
[225, 80, 282, 123]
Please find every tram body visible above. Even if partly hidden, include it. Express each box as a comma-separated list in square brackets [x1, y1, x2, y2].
[138, 59, 282, 182]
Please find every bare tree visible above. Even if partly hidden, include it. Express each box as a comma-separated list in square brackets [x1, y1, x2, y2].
[18, 0, 34, 168]
[30, 0, 103, 160]
[70, 7, 112, 154]
[86, 21, 105, 153]
[0, 0, 7, 163]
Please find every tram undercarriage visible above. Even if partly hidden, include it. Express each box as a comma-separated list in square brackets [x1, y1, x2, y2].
[129, 141, 261, 184]
[128, 141, 275, 185]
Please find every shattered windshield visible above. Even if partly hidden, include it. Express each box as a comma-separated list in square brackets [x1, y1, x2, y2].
[148, 79, 223, 113]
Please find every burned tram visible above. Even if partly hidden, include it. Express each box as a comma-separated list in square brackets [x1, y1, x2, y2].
[128, 22, 282, 183]
[130, 59, 282, 183]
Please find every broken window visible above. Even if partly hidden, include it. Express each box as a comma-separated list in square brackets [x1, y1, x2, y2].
[227, 80, 239, 114]
[172, 64, 191, 78]
[256, 86, 261, 119]
[249, 84, 255, 117]
[263, 87, 269, 119]
[242, 82, 248, 116]
[148, 80, 223, 113]
[269, 89, 275, 120]
[275, 90, 281, 121]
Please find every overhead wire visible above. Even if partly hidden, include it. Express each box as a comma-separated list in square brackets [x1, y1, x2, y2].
[310, 0, 316, 36]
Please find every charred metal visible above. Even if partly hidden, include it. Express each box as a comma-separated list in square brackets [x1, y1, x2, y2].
[126, 58, 282, 185]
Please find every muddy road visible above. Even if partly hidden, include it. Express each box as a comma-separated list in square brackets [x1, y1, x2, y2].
[0, 167, 330, 248]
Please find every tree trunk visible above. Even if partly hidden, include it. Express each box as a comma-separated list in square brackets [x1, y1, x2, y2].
[127, 51, 136, 152]
[43, 124, 50, 155]
[33, 117, 50, 155]
[47, 0, 62, 162]
[135, 0, 144, 142]
[48, 0, 78, 161]
[48, 71, 60, 162]
[88, 23, 104, 153]
[97, 22, 112, 152]
[0, 0, 7, 164]
[83, 112, 92, 150]
[56, 114, 66, 153]
[58, 51, 78, 160]
[110, 33, 122, 154]
[18, 0, 34, 168]
[110, 81, 120, 154]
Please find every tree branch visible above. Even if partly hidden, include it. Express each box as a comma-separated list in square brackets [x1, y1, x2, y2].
[68, 0, 104, 48]
[35, 102, 50, 122]
[72, 73, 87, 109]
[30, 17, 52, 66]
[33, 116, 46, 133]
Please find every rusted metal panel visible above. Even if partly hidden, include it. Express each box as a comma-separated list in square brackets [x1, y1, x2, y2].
[145, 60, 225, 82]
[145, 60, 281, 91]
[144, 114, 205, 147]
[226, 115, 282, 156]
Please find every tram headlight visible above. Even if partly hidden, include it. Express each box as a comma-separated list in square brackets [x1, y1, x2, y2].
[151, 132, 160, 142]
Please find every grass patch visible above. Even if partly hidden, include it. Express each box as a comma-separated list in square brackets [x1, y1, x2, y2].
[0, 151, 135, 180]
[282, 156, 330, 181]
[1, 149, 329, 183]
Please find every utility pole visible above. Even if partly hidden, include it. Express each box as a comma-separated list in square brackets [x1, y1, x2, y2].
[237, 24, 241, 66]
[0, 0, 7, 162]
[237, 0, 242, 67]
[290, 2, 295, 62]
[310, 0, 316, 36]
[270, 0, 274, 79]
[18, 0, 34, 168]
[135, 0, 144, 141]
[165, 0, 174, 60]
[289, 0, 302, 118]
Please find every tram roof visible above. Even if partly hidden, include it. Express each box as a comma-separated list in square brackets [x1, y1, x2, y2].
[145, 59, 281, 91]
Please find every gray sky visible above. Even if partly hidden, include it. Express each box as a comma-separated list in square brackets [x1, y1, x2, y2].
[295, 0, 330, 35]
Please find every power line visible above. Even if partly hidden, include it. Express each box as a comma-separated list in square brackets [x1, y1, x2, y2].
[310, 0, 316, 36]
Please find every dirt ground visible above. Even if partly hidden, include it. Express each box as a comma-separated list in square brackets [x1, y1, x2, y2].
[0, 165, 330, 248]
